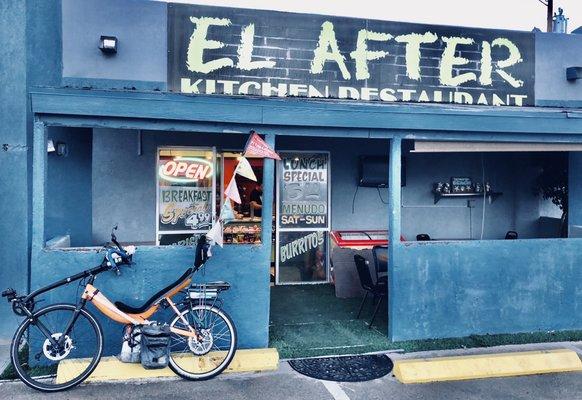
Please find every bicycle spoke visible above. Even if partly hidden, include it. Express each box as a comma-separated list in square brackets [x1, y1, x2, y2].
[11, 305, 102, 392]
[168, 305, 236, 379]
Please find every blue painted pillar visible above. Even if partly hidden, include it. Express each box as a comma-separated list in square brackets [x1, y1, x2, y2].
[32, 120, 47, 256]
[387, 137, 402, 339]
[260, 133, 275, 335]
[568, 152, 582, 235]
[261, 133, 275, 245]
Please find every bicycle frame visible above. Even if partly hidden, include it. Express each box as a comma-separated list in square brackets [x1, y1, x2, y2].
[16, 261, 201, 349]
[81, 281, 200, 339]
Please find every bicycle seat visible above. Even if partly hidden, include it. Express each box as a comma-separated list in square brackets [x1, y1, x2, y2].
[115, 268, 193, 314]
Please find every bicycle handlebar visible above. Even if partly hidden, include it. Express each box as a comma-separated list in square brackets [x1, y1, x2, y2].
[103, 228, 136, 275]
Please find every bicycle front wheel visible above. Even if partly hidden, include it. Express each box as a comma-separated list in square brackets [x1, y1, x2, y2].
[168, 305, 237, 380]
[10, 303, 103, 392]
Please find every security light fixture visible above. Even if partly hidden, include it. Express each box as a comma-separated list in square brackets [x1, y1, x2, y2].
[99, 35, 118, 54]
[56, 142, 68, 157]
[47, 140, 68, 156]
[567, 67, 582, 81]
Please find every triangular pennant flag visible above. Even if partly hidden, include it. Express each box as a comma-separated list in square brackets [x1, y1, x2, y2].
[219, 200, 235, 223]
[224, 176, 241, 204]
[206, 220, 223, 247]
[244, 131, 281, 160]
[234, 156, 257, 181]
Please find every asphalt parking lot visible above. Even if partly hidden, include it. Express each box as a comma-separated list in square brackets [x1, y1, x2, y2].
[2, 358, 582, 400]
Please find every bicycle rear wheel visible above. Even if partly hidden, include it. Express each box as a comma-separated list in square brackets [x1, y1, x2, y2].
[10, 303, 103, 392]
[168, 305, 237, 380]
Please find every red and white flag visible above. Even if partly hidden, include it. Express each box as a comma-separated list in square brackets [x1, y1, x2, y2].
[244, 131, 280, 160]
[224, 176, 241, 204]
[206, 220, 224, 247]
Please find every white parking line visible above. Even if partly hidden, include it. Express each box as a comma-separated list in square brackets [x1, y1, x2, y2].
[321, 380, 350, 400]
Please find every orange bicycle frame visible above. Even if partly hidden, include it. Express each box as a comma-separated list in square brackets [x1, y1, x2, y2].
[81, 281, 199, 339]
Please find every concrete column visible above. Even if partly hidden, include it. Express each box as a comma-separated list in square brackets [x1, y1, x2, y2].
[32, 120, 47, 255]
[261, 133, 276, 245]
[260, 133, 276, 335]
[387, 136, 402, 339]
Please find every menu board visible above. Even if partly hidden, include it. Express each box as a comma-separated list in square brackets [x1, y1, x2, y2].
[278, 152, 329, 229]
[157, 148, 215, 244]
[158, 187, 213, 231]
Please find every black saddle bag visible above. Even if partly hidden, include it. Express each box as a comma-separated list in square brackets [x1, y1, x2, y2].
[140, 323, 171, 369]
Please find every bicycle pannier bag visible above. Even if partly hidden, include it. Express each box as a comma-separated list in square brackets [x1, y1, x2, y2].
[119, 324, 141, 363]
[140, 323, 170, 369]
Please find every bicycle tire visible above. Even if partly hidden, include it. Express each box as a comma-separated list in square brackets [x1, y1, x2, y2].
[167, 305, 237, 381]
[10, 303, 103, 392]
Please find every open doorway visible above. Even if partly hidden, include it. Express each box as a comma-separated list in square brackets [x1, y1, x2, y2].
[269, 136, 395, 358]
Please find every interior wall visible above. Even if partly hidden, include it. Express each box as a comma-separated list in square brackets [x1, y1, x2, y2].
[401, 151, 553, 240]
[92, 128, 254, 245]
[46, 127, 93, 247]
[93, 133, 392, 241]
[93, 132, 565, 242]
[276, 136, 391, 231]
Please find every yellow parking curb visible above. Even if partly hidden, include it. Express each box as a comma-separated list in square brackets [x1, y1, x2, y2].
[393, 348, 582, 384]
[57, 348, 279, 383]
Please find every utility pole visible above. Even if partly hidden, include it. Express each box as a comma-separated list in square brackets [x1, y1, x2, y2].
[546, 0, 554, 32]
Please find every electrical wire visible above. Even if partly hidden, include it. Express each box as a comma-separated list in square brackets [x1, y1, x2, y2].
[351, 185, 360, 214]
[377, 186, 389, 204]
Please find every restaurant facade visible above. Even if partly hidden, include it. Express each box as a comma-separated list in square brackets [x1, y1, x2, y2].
[1, 0, 582, 354]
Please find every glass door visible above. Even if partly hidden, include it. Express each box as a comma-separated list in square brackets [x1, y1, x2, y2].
[276, 151, 330, 284]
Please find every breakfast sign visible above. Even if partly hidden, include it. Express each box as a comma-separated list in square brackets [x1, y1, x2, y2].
[157, 150, 215, 243]
[168, 4, 535, 106]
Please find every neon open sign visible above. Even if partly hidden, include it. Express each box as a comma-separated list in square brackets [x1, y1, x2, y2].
[159, 157, 213, 183]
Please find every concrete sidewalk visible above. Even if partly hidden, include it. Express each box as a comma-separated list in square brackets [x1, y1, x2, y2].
[0, 341, 9, 376]
[2, 341, 582, 399]
[386, 339, 582, 361]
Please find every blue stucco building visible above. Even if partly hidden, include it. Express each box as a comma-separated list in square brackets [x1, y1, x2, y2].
[1, 0, 582, 355]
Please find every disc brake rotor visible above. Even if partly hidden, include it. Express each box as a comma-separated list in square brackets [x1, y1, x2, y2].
[188, 329, 213, 355]
[42, 333, 73, 361]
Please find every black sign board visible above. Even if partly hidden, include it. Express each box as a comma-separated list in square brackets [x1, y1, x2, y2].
[278, 153, 329, 229]
[168, 3, 535, 106]
[278, 230, 328, 283]
[158, 233, 201, 246]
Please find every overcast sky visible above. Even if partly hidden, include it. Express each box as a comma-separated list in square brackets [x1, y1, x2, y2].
[159, 0, 581, 32]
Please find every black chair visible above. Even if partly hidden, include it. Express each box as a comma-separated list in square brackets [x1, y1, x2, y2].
[354, 255, 387, 329]
[505, 231, 518, 240]
[372, 245, 388, 285]
[416, 233, 431, 241]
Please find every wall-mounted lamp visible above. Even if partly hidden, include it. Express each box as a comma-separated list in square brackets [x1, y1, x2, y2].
[47, 140, 68, 156]
[566, 67, 582, 81]
[99, 35, 118, 54]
